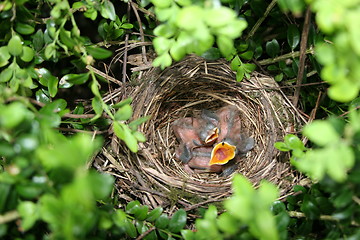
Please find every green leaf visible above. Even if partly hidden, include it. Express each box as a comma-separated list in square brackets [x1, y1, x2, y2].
[153, 24, 176, 38]
[124, 219, 137, 238]
[92, 96, 103, 115]
[121, 125, 138, 152]
[155, 213, 169, 229]
[128, 116, 149, 128]
[15, 23, 35, 35]
[133, 131, 146, 142]
[274, 142, 290, 152]
[168, 209, 187, 233]
[134, 205, 149, 221]
[181, 229, 195, 240]
[33, 30, 44, 51]
[230, 55, 241, 71]
[121, 23, 133, 29]
[217, 212, 238, 235]
[36, 89, 51, 104]
[101, 0, 116, 21]
[72, 2, 84, 9]
[146, 207, 163, 222]
[115, 104, 133, 121]
[17, 201, 39, 231]
[204, 7, 236, 28]
[44, 44, 56, 59]
[287, 24, 300, 50]
[239, 50, 254, 60]
[327, 143, 354, 181]
[201, 47, 221, 60]
[0, 101, 28, 129]
[59, 29, 76, 48]
[0, 67, 13, 83]
[217, 35, 234, 57]
[61, 73, 90, 85]
[0, 47, 11, 67]
[204, 205, 217, 220]
[243, 63, 256, 73]
[284, 134, 305, 150]
[303, 120, 339, 146]
[152, 52, 172, 69]
[300, 195, 320, 220]
[266, 39, 280, 58]
[170, 41, 186, 61]
[86, 46, 112, 59]
[126, 200, 141, 213]
[48, 74, 59, 97]
[153, 37, 172, 55]
[8, 35, 23, 56]
[151, 0, 172, 8]
[112, 98, 133, 109]
[328, 80, 359, 103]
[236, 67, 245, 82]
[0, 183, 11, 212]
[274, 73, 284, 82]
[20, 46, 35, 62]
[113, 209, 127, 227]
[176, 6, 203, 30]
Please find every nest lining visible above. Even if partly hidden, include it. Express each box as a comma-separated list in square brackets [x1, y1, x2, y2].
[96, 55, 306, 209]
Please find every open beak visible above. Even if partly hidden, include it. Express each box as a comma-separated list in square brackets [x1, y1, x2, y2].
[209, 142, 236, 165]
[204, 127, 219, 145]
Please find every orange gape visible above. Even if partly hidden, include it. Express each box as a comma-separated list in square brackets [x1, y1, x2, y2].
[209, 142, 236, 165]
[172, 105, 255, 175]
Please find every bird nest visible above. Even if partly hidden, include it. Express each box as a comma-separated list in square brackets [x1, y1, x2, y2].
[96, 55, 307, 209]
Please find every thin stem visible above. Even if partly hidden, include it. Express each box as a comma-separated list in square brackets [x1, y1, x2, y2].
[257, 47, 314, 65]
[293, 7, 312, 106]
[245, 0, 277, 41]
[0, 210, 20, 224]
[288, 211, 360, 226]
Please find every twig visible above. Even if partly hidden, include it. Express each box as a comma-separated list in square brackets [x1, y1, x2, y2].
[130, 1, 156, 19]
[122, 2, 131, 83]
[239, 81, 326, 91]
[339, 106, 360, 118]
[130, 1, 148, 64]
[57, 127, 107, 134]
[293, 7, 312, 106]
[288, 211, 360, 227]
[257, 47, 314, 65]
[0, 210, 20, 224]
[287, 70, 318, 83]
[136, 226, 156, 240]
[184, 193, 228, 211]
[353, 196, 360, 206]
[86, 65, 122, 86]
[245, 0, 277, 40]
[308, 91, 322, 122]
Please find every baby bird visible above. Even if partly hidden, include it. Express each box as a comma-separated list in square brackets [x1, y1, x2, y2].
[192, 109, 219, 146]
[172, 117, 202, 164]
[208, 105, 255, 173]
[184, 146, 223, 173]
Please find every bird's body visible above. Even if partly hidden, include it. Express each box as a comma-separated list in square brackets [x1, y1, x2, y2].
[172, 105, 255, 175]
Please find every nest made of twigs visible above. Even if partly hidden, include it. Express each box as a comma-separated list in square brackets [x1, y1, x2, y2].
[95, 55, 307, 209]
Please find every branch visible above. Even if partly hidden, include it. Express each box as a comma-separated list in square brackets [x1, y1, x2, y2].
[257, 47, 314, 65]
[293, 7, 312, 106]
[245, 0, 277, 41]
[0, 210, 20, 224]
[288, 211, 360, 227]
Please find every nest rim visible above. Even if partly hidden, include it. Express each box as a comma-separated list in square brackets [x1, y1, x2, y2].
[97, 55, 307, 209]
